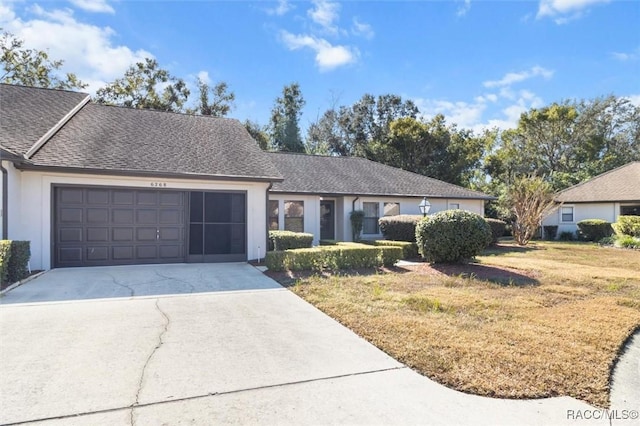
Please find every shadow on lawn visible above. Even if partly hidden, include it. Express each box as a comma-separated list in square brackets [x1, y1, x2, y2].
[429, 263, 539, 286]
[482, 242, 541, 256]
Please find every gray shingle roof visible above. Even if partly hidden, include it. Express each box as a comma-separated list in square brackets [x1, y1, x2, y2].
[0, 83, 88, 155]
[1, 84, 281, 181]
[555, 162, 640, 203]
[268, 152, 493, 199]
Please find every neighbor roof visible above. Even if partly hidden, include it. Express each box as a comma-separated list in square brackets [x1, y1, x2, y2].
[555, 162, 640, 203]
[268, 152, 493, 199]
[0, 84, 282, 181]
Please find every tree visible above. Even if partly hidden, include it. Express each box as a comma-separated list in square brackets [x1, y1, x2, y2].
[95, 58, 189, 112]
[269, 83, 306, 152]
[0, 31, 86, 90]
[505, 176, 556, 246]
[187, 78, 235, 117]
[244, 120, 269, 150]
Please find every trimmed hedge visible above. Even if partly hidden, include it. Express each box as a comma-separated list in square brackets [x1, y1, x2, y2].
[0, 240, 31, 285]
[485, 218, 506, 244]
[577, 219, 613, 242]
[268, 230, 314, 251]
[558, 231, 575, 241]
[543, 225, 558, 241]
[378, 215, 423, 242]
[0, 240, 11, 285]
[371, 240, 419, 259]
[265, 245, 403, 272]
[613, 215, 640, 238]
[415, 210, 492, 263]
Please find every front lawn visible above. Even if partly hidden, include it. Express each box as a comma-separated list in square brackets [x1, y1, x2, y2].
[275, 241, 640, 408]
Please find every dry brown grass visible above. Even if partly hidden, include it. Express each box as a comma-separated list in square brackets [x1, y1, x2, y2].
[281, 241, 640, 408]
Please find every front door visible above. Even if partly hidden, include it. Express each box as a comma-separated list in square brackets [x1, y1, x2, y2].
[188, 191, 247, 262]
[320, 200, 335, 240]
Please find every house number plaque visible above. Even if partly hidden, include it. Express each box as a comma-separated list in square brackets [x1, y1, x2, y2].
[150, 182, 168, 187]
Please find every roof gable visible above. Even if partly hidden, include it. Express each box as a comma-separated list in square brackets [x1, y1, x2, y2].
[556, 162, 640, 203]
[267, 152, 493, 199]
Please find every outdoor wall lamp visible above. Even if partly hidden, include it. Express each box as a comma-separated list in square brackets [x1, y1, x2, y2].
[419, 197, 431, 217]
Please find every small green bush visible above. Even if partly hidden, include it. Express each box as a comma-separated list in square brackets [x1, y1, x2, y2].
[350, 210, 365, 242]
[378, 215, 423, 242]
[7, 241, 30, 284]
[485, 218, 506, 244]
[577, 219, 613, 242]
[0, 240, 11, 285]
[558, 231, 575, 241]
[543, 225, 558, 240]
[268, 230, 313, 251]
[372, 240, 419, 259]
[265, 245, 402, 271]
[613, 216, 640, 238]
[415, 210, 492, 263]
[615, 235, 640, 249]
[598, 236, 616, 246]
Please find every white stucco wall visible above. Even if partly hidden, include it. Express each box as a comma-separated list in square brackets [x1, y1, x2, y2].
[0, 161, 22, 241]
[11, 170, 270, 270]
[542, 202, 636, 236]
[269, 193, 486, 244]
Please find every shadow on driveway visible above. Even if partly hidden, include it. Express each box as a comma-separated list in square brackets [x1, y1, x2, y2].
[0, 263, 282, 304]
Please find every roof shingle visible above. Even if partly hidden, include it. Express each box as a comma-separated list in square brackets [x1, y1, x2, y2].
[268, 152, 493, 199]
[555, 162, 640, 203]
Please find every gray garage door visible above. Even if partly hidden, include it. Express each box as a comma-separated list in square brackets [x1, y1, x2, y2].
[54, 186, 185, 267]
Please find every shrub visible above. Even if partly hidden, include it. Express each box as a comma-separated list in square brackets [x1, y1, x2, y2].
[350, 210, 365, 242]
[576, 219, 613, 242]
[265, 245, 402, 272]
[543, 225, 558, 240]
[598, 236, 616, 246]
[484, 218, 506, 244]
[7, 241, 30, 284]
[378, 215, 423, 242]
[268, 231, 313, 251]
[372, 240, 419, 259]
[415, 210, 492, 263]
[615, 235, 640, 249]
[558, 231, 575, 241]
[0, 240, 11, 285]
[612, 215, 640, 238]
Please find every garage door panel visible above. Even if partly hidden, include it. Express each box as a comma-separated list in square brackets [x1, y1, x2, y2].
[86, 228, 109, 242]
[137, 191, 157, 205]
[87, 247, 108, 261]
[160, 192, 182, 206]
[113, 209, 134, 224]
[113, 190, 134, 205]
[160, 227, 180, 241]
[60, 188, 83, 204]
[137, 209, 157, 224]
[137, 228, 157, 241]
[136, 246, 157, 259]
[112, 246, 134, 260]
[113, 228, 134, 241]
[59, 228, 82, 243]
[60, 208, 82, 223]
[87, 208, 109, 223]
[160, 209, 182, 224]
[59, 247, 82, 262]
[159, 245, 181, 259]
[87, 189, 109, 204]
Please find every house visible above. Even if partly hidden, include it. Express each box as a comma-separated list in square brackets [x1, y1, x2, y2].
[266, 153, 493, 244]
[542, 161, 640, 235]
[1, 84, 492, 270]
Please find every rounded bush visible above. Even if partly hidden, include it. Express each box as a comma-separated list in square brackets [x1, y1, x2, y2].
[484, 218, 506, 244]
[577, 219, 613, 242]
[415, 210, 492, 263]
[378, 215, 423, 242]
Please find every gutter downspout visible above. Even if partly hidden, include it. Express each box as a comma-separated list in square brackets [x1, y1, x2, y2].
[264, 182, 274, 261]
[350, 196, 360, 242]
[1, 161, 7, 239]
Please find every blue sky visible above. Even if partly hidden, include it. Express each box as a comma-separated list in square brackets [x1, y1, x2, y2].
[1, 0, 639, 133]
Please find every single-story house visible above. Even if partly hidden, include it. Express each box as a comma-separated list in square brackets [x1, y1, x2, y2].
[542, 161, 640, 235]
[1, 84, 493, 270]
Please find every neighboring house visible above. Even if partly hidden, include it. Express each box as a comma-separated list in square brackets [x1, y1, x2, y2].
[542, 161, 640, 236]
[266, 153, 493, 245]
[1, 84, 493, 270]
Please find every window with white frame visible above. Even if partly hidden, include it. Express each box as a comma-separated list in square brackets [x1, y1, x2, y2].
[561, 206, 574, 222]
[449, 203, 460, 210]
[268, 200, 279, 230]
[363, 202, 380, 234]
[284, 201, 304, 232]
[383, 202, 400, 216]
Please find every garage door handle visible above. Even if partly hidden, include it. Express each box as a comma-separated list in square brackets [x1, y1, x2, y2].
[157, 228, 160, 240]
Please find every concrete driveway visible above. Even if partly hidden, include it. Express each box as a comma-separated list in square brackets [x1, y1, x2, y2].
[0, 264, 608, 425]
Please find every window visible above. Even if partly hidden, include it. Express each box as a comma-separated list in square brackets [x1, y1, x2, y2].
[449, 203, 460, 210]
[561, 206, 574, 222]
[268, 200, 279, 230]
[363, 202, 380, 234]
[384, 202, 400, 216]
[621, 205, 640, 216]
[284, 201, 304, 232]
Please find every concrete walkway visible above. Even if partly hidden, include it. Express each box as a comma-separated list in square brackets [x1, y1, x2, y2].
[0, 264, 633, 425]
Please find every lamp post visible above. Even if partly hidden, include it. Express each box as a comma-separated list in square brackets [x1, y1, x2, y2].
[419, 197, 431, 217]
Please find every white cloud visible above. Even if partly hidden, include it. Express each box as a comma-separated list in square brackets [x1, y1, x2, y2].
[352, 18, 374, 39]
[626, 95, 640, 107]
[266, 0, 292, 16]
[196, 70, 211, 84]
[483, 66, 554, 88]
[611, 47, 639, 62]
[280, 30, 357, 71]
[537, 0, 610, 23]
[415, 98, 487, 130]
[308, 0, 340, 34]
[1, 3, 151, 93]
[457, 0, 471, 17]
[69, 0, 114, 14]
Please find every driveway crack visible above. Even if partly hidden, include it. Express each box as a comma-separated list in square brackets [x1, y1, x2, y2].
[106, 273, 135, 297]
[154, 270, 196, 294]
[130, 299, 170, 426]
